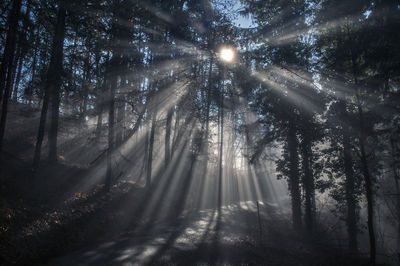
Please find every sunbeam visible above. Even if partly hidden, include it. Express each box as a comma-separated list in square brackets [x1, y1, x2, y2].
[1, 0, 398, 265]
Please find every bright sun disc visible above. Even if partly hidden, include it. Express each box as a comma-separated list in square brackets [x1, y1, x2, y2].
[220, 47, 235, 62]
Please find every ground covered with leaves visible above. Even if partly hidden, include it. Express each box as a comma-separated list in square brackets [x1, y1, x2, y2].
[0, 159, 144, 265]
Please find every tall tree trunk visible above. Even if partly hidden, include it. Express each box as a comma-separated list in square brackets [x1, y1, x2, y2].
[205, 55, 213, 160]
[32, 3, 66, 170]
[81, 51, 90, 125]
[39, 34, 50, 87]
[146, 109, 156, 191]
[119, 95, 126, 143]
[171, 108, 180, 158]
[218, 91, 224, 209]
[195, 71, 210, 207]
[390, 136, 400, 262]
[358, 103, 376, 265]
[165, 107, 173, 168]
[0, 0, 22, 103]
[95, 80, 105, 142]
[244, 108, 258, 201]
[339, 100, 358, 252]
[15, 0, 31, 102]
[350, 48, 376, 264]
[172, 127, 200, 217]
[8, 44, 20, 100]
[26, 34, 38, 104]
[301, 126, 315, 236]
[105, 72, 116, 191]
[32, 86, 50, 173]
[48, 4, 67, 163]
[0, 0, 22, 152]
[95, 54, 108, 142]
[143, 122, 149, 182]
[36, 33, 49, 107]
[288, 117, 302, 231]
[344, 130, 358, 252]
[116, 76, 126, 146]
[12, 48, 24, 100]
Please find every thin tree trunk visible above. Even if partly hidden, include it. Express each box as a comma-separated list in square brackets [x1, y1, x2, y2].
[36, 33, 49, 107]
[390, 136, 400, 262]
[32, 3, 66, 170]
[301, 126, 315, 236]
[143, 121, 149, 183]
[358, 103, 376, 265]
[116, 76, 126, 146]
[8, 44, 20, 100]
[218, 77, 224, 209]
[146, 109, 156, 191]
[165, 107, 173, 168]
[120, 92, 125, 140]
[32, 85, 49, 173]
[15, 0, 31, 102]
[0, 0, 22, 151]
[204, 55, 213, 162]
[12, 48, 24, 100]
[340, 100, 358, 252]
[27, 35, 38, 104]
[81, 51, 90, 124]
[171, 109, 179, 158]
[0, 0, 22, 103]
[95, 81, 105, 142]
[95, 54, 108, 142]
[244, 108, 258, 201]
[48, 4, 67, 162]
[105, 73, 116, 191]
[69, 27, 78, 114]
[172, 127, 200, 217]
[350, 47, 376, 264]
[288, 117, 302, 231]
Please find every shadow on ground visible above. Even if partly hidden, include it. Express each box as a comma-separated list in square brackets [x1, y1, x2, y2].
[47, 201, 366, 266]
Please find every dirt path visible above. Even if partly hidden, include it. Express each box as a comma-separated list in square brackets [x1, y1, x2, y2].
[46, 201, 362, 266]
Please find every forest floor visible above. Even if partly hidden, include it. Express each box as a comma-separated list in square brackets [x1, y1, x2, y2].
[0, 102, 370, 265]
[46, 200, 368, 266]
[0, 168, 368, 266]
[0, 157, 368, 266]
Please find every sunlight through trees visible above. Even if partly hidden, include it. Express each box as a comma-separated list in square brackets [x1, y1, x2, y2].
[0, 0, 399, 265]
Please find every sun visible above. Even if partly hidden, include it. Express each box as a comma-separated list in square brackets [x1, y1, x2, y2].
[219, 47, 235, 63]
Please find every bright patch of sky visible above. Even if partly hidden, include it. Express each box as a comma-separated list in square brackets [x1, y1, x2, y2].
[216, 0, 258, 29]
[363, 10, 372, 18]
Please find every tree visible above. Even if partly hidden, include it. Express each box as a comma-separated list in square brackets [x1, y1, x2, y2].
[47, 2, 67, 163]
[0, 0, 22, 152]
[33, 1, 66, 170]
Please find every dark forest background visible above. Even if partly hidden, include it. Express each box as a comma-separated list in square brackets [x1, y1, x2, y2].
[0, 0, 399, 265]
